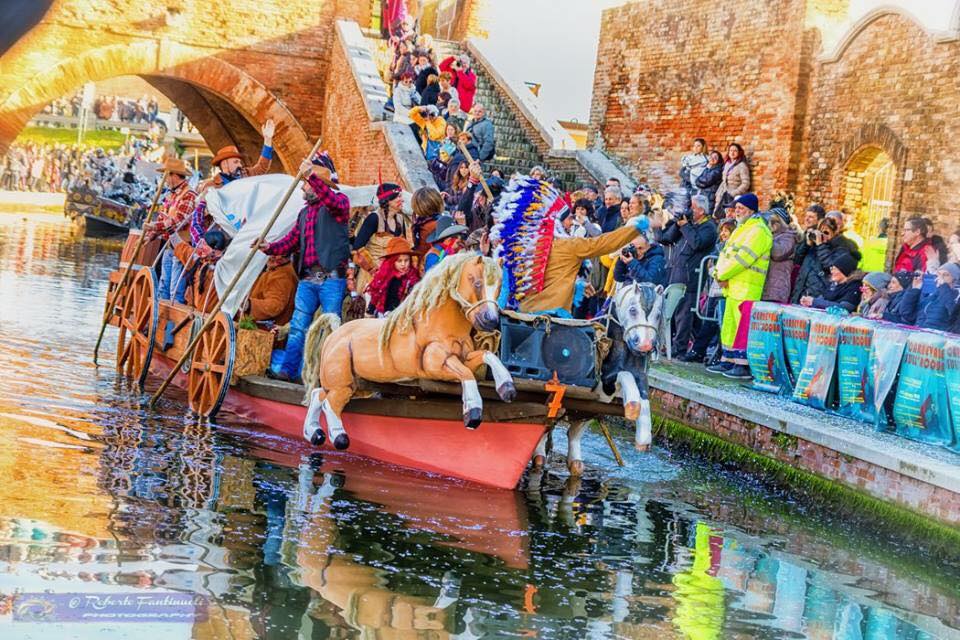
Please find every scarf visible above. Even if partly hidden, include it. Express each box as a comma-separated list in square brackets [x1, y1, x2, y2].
[366, 255, 421, 314]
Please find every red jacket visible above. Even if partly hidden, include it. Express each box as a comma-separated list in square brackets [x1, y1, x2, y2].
[893, 239, 930, 273]
[440, 56, 478, 112]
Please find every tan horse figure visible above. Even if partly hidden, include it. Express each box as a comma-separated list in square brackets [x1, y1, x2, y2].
[301, 253, 516, 449]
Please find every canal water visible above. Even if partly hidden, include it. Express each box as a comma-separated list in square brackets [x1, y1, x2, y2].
[0, 211, 958, 640]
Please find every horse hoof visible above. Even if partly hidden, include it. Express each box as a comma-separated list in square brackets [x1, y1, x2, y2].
[533, 454, 545, 469]
[635, 443, 651, 453]
[497, 381, 517, 403]
[568, 459, 584, 477]
[333, 433, 350, 450]
[309, 429, 326, 447]
[624, 401, 640, 421]
[464, 408, 483, 430]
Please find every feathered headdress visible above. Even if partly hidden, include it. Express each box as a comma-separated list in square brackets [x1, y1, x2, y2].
[490, 174, 568, 310]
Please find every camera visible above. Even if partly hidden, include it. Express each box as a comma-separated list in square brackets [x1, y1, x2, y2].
[805, 229, 819, 243]
[621, 245, 638, 259]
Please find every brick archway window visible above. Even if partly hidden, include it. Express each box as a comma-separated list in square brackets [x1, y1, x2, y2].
[841, 146, 896, 240]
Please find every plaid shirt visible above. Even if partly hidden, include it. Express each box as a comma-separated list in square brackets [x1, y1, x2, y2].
[156, 181, 198, 238]
[262, 174, 350, 270]
[189, 200, 208, 246]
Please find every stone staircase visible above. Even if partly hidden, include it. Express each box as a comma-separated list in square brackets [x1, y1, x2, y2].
[362, 29, 638, 193]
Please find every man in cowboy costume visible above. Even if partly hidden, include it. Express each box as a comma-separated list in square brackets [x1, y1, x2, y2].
[144, 156, 198, 302]
[189, 119, 276, 249]
[255, 151, 351, 382]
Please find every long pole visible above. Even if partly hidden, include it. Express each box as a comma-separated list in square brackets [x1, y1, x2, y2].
[457, 143, 494, 201]
[149, 137, 323, 409]
[92, 170, 170, 363]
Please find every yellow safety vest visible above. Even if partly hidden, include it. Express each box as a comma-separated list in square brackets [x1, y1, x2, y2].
[715, 215, 773, 301]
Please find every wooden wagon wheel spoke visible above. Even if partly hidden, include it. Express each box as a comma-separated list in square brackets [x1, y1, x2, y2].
[115, 268, 157, 389]
[187, 311, 235, 419]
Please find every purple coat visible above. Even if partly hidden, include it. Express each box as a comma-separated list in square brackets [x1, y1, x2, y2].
[762, 229, 799, 303]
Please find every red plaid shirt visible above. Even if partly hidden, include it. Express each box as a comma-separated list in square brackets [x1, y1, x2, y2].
[156, 181, 198, 238]
[262, 174, 350, 270]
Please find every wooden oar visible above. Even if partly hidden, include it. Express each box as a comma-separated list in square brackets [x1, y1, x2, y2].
[594, 418, 625, 467]
[93, 170, 170, 364]
[457, 143, 494, 201]
[148, 137, 323, 410]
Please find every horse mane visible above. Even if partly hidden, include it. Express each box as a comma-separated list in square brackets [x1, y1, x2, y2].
[379, 252, 499, 352]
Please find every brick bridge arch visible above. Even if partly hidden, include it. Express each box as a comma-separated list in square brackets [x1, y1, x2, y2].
[0, 40, 310, 170]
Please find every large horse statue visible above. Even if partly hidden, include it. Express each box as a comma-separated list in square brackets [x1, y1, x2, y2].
[300, 253, 516, 449]
[533, 282, 664, 475]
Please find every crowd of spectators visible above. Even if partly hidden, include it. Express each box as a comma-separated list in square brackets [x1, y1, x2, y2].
[1, 138, 162, 196]
[380, 12, 497, 207]
[40, 90, 161, 126]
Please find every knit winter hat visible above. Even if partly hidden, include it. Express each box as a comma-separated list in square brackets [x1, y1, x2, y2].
[863, 271, 892, 292]
[830, 252, 858, 277]
[768, 206, 791, 226]
[377, 182, 402, 206]
[893, 271, 914, 289]
[940, 262, 960, 282]
[733, 193, 759, 212]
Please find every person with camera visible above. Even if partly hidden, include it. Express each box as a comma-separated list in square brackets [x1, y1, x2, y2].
[790, 204, 827, 303]
[658, 194, 717, 355]
[612, 234, 667, 287]
[679, 138, 708, 195]
[439, 54, 477, 112]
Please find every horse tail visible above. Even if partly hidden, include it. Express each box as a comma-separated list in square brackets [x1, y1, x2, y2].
[302, 311, 341, 400]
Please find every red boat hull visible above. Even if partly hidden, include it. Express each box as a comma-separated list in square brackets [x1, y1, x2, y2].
[147, 354, 546, 490]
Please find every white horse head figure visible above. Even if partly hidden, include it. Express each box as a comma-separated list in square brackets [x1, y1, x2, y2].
[613, 282, 665, 354]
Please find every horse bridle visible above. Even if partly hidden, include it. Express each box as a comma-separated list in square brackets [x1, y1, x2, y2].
[451, 289, 500, 316]
[609, 286, 662, 341]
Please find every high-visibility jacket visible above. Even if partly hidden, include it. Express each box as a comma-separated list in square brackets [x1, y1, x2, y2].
[715, 215, 772, 301]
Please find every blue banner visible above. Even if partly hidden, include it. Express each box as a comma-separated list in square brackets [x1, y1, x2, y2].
[792, 315, 839, 410]
[780, 307, 817, 386]
[868, 323, 909, 431]
[944, 338, 960, 454]
[892, 332, 954, 448]
[747, 302, 791, 394]
[834, 317, 876, 422]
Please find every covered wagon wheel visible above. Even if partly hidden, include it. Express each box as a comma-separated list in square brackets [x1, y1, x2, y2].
[187, 311, 235, 419]
[116, 267, 158, 389]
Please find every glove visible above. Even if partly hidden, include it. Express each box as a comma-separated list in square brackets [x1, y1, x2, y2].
[627, 216, 650, 233]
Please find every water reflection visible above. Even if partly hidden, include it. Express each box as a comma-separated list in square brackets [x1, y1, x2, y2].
[0, 213, 957, 639]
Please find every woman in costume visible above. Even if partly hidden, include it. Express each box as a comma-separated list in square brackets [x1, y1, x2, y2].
[352, 182, 410, 294]
[365, 237, 421, 317]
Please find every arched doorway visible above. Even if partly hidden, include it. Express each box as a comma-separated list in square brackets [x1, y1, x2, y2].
[841, 146, 897, 239]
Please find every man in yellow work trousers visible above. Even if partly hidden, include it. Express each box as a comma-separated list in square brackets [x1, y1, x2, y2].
[707, 192, 772, 380]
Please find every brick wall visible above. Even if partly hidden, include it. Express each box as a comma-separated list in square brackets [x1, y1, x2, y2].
[320, 31, 405, 188]
[589, 0, 808, 199]
[592, 1, 960, 242]
[799, 11, 960, 240]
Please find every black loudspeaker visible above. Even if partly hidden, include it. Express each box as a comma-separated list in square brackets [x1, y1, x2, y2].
[497, 316, 597, 388]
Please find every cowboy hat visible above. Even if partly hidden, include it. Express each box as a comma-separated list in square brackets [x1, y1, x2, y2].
[426, 215, 468, 243]
[162, 156, 189, 177]
[383, 237, 416, 258]
[211, 145, 243, 167]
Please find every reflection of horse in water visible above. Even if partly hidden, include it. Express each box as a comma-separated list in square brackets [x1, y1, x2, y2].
[535, 282, 665, 475]
[301, 254, 516, 449]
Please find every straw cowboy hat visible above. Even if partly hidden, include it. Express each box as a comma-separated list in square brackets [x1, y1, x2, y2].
[383, 237, 416, 258]
[211, 145, 244, 167]
[162, 157, 189, 177]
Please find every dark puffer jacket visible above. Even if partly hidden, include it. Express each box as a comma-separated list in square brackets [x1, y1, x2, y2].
[658, 217, 718, 287]
[791, 240, 827, 303]
[613, 243, 667, 287]
[916, 284, 960, 331]
[883, 288, 921, 325]
[811, 270, 864, 312]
